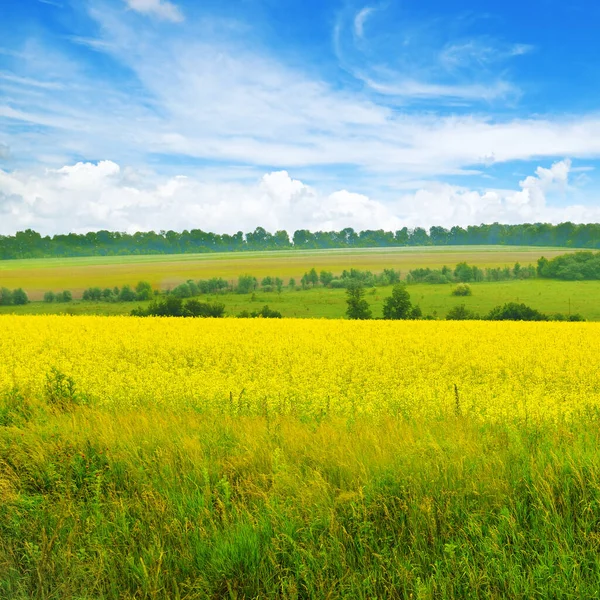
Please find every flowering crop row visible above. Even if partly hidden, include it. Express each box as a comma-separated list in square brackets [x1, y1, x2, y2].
[1, 316, 598, 423]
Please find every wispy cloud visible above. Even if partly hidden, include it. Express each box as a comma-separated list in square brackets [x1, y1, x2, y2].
[354, 7, 375, 39]
[124, 0, 184, 23]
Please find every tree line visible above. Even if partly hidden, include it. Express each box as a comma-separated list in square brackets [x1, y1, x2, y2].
[347, 282, 585, 322]
[3, 221, 600, 259]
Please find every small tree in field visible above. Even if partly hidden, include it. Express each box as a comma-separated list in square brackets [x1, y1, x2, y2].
[346, 282, 372, 320]
[452, 283, 472, 297]
[382, 283, 413, 319]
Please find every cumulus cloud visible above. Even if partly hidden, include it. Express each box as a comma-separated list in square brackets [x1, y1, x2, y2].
[0, 159, 597, 236]
[125, 0, 183, 22]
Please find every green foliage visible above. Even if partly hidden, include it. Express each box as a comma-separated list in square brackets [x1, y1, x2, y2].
[44, 367, 82, 412]
[118, 285, 136, 302]
[238, 305, 282, 318]
[538, 251, 600, 280]
[43, 291, 56, 303]
[382, 283, 413, 319]
[12, 288, 29, 305]
[0, 388, 32, 427]
[171, 282, 192, 298]
[135, 281, 153, 301]
[0, 287, 13, 305]
[57, 290, 72, 303]
[452, 283, 473, 297]
[132, 297, 225, 318]
[3, 409, 600, 597]
[237, 274, 258, 294]
[487, 302, 547, 321]
[346, 283, 372, 320]
[446, 304, 479, 320]
[83, 287, 102, 301]
[319, 270, 334, 286]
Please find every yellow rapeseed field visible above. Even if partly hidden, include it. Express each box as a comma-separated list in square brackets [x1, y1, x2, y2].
[2, 315, 599, 423]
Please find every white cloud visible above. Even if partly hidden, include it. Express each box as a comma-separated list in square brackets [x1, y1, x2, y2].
[1, 159, 598, 236]
[125, 0, 183, 22]
[354, 7, 374, 39]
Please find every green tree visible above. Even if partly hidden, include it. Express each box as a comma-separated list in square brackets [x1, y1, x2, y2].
[136, 281, 153, 301]
[346, 282, 372, 320]
[382, 283, 413, 320]
[446, 304, 479, 320]
[12, 288, 29, 305]
[43, 291, 56, 303]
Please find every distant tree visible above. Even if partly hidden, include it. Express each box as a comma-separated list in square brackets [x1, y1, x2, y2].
[307, 268, 319, 287]
[454, 262, 474, 282]
[237, 274, 257, 294]
[487, 302, 547, 321]
[119, 285, 136, 302]
[319, 270, 334, 286]
[446, 304, 479, 320]
[452, 284, 472, 297]
[102, 288, 114, 301]
[346, 282, 372, 320]
[57, 290, 72, 303]
[171, 283, 192, 298]
[288, 277, 296, 289]
[382, 283, 413, 320]
[12, 288, 29, 305]
[0, 288, 13, 306]
[136, 281, 153, 301]
[43, 291, 56, 303]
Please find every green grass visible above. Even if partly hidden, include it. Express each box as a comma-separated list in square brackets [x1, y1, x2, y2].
[2, 393, 600, 598]
[2, 279, 599, 320]
[0, 245, 579, 301]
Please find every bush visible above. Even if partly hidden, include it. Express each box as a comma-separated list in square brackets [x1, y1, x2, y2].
[136, 281, 153, 301]
[452, 284, 472, 297]
[486, 302, 547, 321]
[0, 288, 13, 305]
[238, 305, 282, 318]
[119, 285, 137, 302]
[237, 275, 258, 294]
[12, 288, 29, 305]
[57, 290, 72, 303]
[171, 283, 192, 299]
[44, 291, 56, 303]
[132, 297, 225, 318]
[83, 287, 102, 302]
[446, 304, 479, 320]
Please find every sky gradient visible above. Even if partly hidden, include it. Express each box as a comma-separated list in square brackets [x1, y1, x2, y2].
[1, 0, 600, 234]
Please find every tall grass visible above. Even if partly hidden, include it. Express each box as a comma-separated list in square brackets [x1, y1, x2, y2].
[2, 392, 600, 598]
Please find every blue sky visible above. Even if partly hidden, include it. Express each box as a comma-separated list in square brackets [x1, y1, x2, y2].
[1, 0, 600, 234]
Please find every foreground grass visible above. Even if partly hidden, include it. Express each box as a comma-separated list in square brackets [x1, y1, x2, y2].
[2, 400, 600, 599]
[0, 245, 578, 301]
[2, 278, 599, 320]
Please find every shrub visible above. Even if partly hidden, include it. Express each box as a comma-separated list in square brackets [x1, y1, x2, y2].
[118, 285, 136, 302]
[486, 302, 547, 321]
[238, 305, 282, 318]
[452, 284, 472, 297]
[237, 275, 258, 294]
[12, 288, 29, 305]
[44, 291, 56, 303]
[171, 283, 192, 299]
[57, 290, 72, 303]
[446, 304, 479, 320]
[136, 281, 153, 301]
[0, 288, 13, 305]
